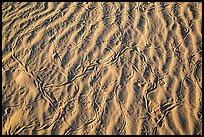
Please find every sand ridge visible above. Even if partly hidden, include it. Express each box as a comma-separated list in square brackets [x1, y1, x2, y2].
[2, 2, 202, 135]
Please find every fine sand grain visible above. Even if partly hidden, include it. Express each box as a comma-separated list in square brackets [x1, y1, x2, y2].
[2, 2, 202, 135]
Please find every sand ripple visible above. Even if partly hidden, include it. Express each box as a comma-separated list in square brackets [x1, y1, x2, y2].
[2, 2, 202, 135]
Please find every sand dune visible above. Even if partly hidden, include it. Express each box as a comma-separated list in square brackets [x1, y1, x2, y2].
[2, 2, 202, 135]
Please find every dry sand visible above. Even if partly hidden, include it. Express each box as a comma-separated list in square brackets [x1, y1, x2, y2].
[2, 2, 202, 135]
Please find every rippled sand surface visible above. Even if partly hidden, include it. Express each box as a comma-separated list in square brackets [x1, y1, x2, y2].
[2, 2, 202, 135]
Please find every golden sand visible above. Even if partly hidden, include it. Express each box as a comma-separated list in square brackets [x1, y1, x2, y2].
[2, 2, 202, 135]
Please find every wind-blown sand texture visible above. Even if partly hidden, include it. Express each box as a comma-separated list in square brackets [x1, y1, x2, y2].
[2, 2, 202, 135]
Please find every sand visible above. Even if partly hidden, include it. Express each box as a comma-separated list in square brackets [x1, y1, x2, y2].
[2, 2, 202, 135]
